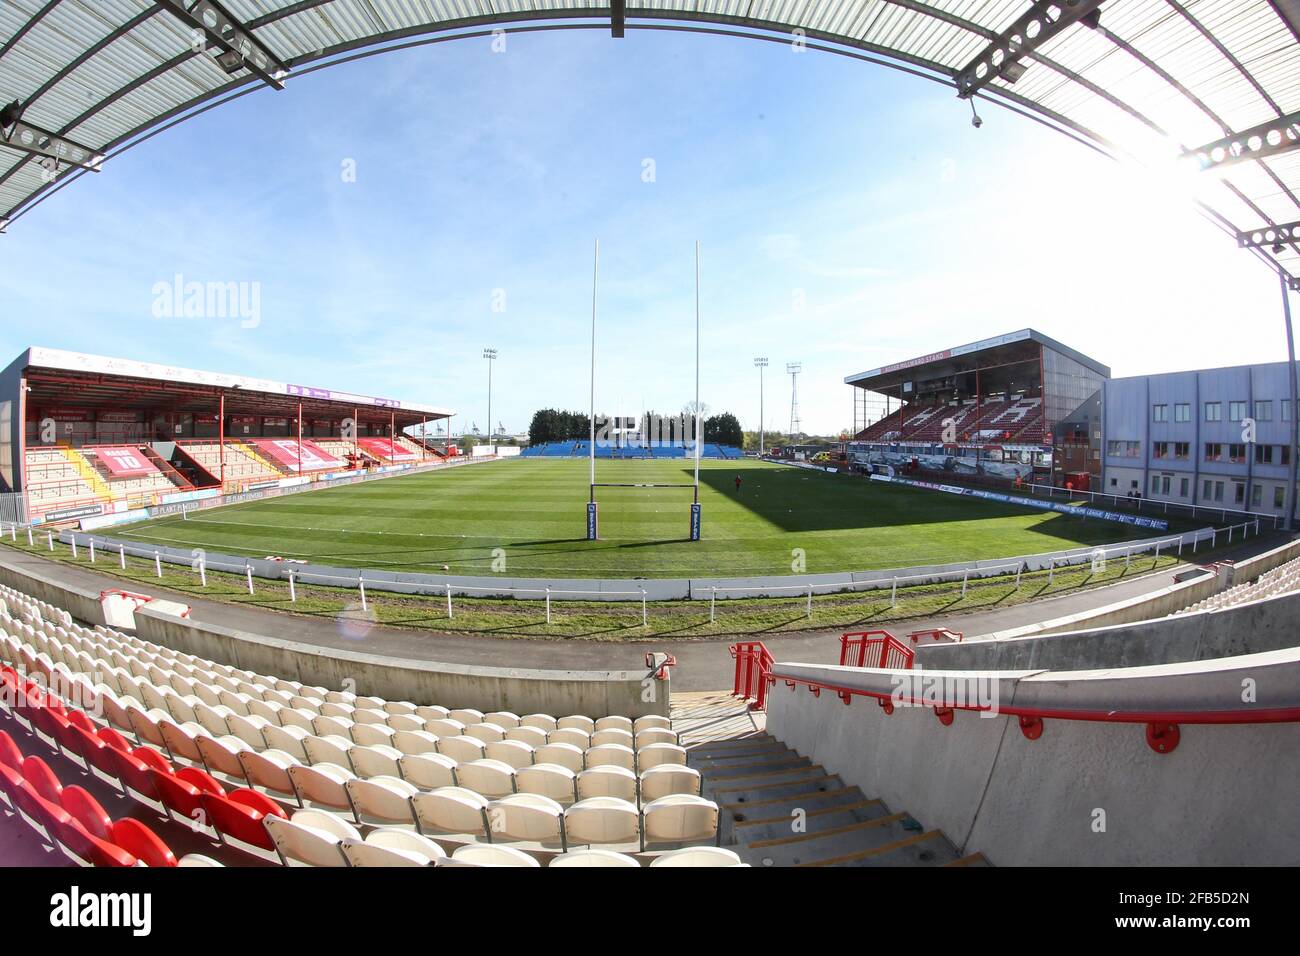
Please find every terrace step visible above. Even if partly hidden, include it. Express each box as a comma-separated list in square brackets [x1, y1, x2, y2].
[706, 772, 844, 807]
[727, 798, 890, 845]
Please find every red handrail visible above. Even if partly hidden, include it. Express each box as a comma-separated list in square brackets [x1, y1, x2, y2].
[839, 630, 915, 669]
[729, 641, 774, 711]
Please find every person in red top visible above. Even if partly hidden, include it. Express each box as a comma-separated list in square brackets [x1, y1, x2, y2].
[734, 474, 742, 492]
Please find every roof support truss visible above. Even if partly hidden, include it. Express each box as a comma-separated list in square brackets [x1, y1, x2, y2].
[157, 0, 288, 90]
[1191, 112, 1300, 171]
[0, 103, 104, 174]
[956, 0, 1107, 98]
[612, 0, 626, 38]
[1238, 220, 1300, 251]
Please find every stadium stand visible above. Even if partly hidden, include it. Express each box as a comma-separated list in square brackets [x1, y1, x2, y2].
[522, 441, 744, 459]
[1176, 556, 1300, 615]
[0, 579, 734, 867]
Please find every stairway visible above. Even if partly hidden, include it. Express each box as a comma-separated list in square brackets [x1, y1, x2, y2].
[690, 735, 988, 867]
[59, 447, 111, 496]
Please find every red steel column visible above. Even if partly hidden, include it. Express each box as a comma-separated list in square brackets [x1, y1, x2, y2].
[297, 402, 303, 475]
[219, 393, 226, 489]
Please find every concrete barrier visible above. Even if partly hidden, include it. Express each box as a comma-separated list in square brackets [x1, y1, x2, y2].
[0, 549, 667, 718]
[133, 606, 668, 718]
[919, 587, 1300, 672]
[1220, 536, 1300, 588]
[766, 652, 1300, 865]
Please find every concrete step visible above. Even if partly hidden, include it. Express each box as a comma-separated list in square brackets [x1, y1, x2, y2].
[708, 772, 844, 808]
[946, 852, 992, 867]
[719, 789, 871, 844]
[739, 812, 923, 866]
[688, 744, 795, 770]
[686, 735, 779, 759]
[696, 754, 806, 780]
[795, 829, 962, 868]
[704, 764, 833, 797]
[731, 798, 890, 845]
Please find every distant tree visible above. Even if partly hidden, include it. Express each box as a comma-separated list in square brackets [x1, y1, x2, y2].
[704, 412, 744, 448]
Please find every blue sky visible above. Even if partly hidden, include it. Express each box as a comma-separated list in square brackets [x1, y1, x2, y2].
[0, 26, 1290, 436]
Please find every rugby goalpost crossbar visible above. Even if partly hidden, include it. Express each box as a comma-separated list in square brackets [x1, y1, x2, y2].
[586, 240, 703, 542]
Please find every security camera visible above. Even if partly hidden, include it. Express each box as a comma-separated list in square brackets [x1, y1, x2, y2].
[971, 114, 983, 129]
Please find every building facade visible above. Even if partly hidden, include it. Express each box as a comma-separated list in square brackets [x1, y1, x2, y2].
[1102, 362, 1298, 519]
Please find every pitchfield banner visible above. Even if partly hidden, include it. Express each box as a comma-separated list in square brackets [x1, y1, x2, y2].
[358, 438, 418, 462]
[94, 446, 159, 478]
[253, 439, 343, 473]
[869, 473, 1168, 531]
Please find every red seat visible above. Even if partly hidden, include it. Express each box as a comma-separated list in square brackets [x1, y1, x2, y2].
[200, 788, 285, 851]
[151, 770, 210, 822]
[0, 729, 23, 771]
[0, 761, 24, 807]
[110, 818, 177, 867]
[108, 748, 165, 803]
[21, 755, 62, 805]
[61, 785, 114, 841]
[48, 810, 138, 868]
[96, 726, 132, 753]
[75, 726, 124, 782]
[67, 710, 97, 734]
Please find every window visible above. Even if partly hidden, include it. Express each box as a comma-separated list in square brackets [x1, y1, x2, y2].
[1229, 401, 1246, 422]
[1235, 482, 1245, 505]
[1152, 404, 1168, 423]
[1284, 400, 1292, 422]
[1229, 443, 1247, 463]
[1174, 441, 1190, 459]
[1204, 442, 1223, 462]
[1204, 402, 1221, 422]
[1151, 474, 1161, 494]
[1110, 477, 1118, 487]
[1256, 444, 1275, 465]
[1179, 477, 1189, 498]
[1153, 441, 1169, 459]
[1202, 479, 1212, 500]
[1284, 446, 1292, 467]
[1256, 401, 1272, 422]
[1106, 440, 1140, 458]
[1252, 485, 1262, 508]
[1276, 487, 1286, 510]
[1214, 481, 1225, 502]
[1174, 403, 1190, 423]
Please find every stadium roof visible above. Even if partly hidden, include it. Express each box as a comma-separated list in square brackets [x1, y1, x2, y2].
[7, 346, 455, 421]
[0, 2, 1298, 289]
[844, 327, 1111, 390]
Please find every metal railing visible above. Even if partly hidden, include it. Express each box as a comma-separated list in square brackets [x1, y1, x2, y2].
[729, 641, 774, 711]
[839, 630, 915, 669]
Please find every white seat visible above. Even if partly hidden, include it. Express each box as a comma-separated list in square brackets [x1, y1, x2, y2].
[351, 708, 388, 726]
[341, 828, 447, 867]
[437, 735, 486, 764]
[504, 726, 549, 748]
[637, 743, 688, 769]
[483, 711, 521, 729]
[535, 742, 584, 773]
[640, 764, 701, 801]
[549, 728, 591, 750]
[578, 765, 638, 802]
[177, 854, 226, 867]
[238, 749, 300, 798]
[382, 700, 418, 717]
[348, 744, 403, 779]
[649, 846, 747, 867]
[594, 716, 633, 733]
[591, 728, 634, 749]
[549, 849, 640, 868]
[287, 762, 355, 810]
[424, 718, 467, 738]
[158, 718, 209, 764]
[564, 796, 640, 846]
[312, 715, 353, 739]
[556, 715, 595, 733]
[484, 739, 534, 770]
[264, 810, 356, 867]
[464, 722, 506, 744]
[516, 763, 578, 804]
[414, 705, 451, 723]
[487, 792, 565, 845]
[226, 713, 272, 749]
[634, 728, 679, 748]
[392, 730, 440, 755]
[642, 794, 719, 846]
[303, 734, 354, 769]
[399, 752, 459, 790]
[196, 735, 249, 780]
[384, 713, 424, 732]
[447, 708, 485, 726]
[633, 715, 673, 733]
[262, 724, 311, 762]
[585, 743, 635, 771]
[520, 713, 557, 732]
[456, 758, 516, 798]
[448, 844, 540, 867]
[345, 775, 419, 824]
[412, 787, 490, 836]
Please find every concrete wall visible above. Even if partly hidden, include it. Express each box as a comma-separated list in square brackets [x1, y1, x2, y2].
[919, 588, 1300, 671]
[1221, 536, 1300, 587]
[0, 550, 665, 718]
[766, 653, 1300, 865]
[135, 606, 668, 718]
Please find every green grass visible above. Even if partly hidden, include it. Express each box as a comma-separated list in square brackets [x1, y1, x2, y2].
[111, 459, 1187, 579]
[0, 536, 1191, 641]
